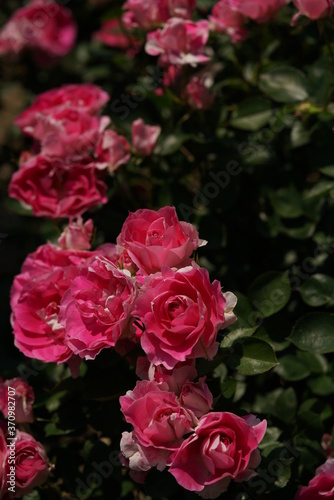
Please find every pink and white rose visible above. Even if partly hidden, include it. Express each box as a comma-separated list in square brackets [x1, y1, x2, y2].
[120, 380, 197, 470]
[131, 118, 161, 157]
[95, 129, 131, 172]
[0, 378, 34, 424]
[169, 412, 267, 499]
[209, 0, 248, 42]
[58, 217, 94, 251]
[295, 459, 334, 499]
[116, 206, 205, 275]
[131, 263, 237, 369]
[292, 0, 333, 22]
[145, 18, 210, 66]
[230, 0, 289, 23]
[59, 255, 137, 360]
[8, 155, 108, 219]
[15, 84, 109, 133]
[1, 430, 50, 498]
[0, 0, 77, 60]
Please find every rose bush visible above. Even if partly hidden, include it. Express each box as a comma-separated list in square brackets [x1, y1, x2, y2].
[2, 0, 334, 498]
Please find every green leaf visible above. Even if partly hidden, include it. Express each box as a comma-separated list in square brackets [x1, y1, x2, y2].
[291, 121, 311, 148]
[254, 315, 291, 352]
[154, 133, 191, 156]
[273, 387, 297, 423]
[230, 98, 273, 131]
[303, 180, 334, 199]
[248, 271, 291, 318]
[269, 185, 304, 219]
[220, 327, 257, 349]
[299, 274, 334, 307]
[275, 354, 310, 381]
[280, 219, 316, 239]
[308, 375, 334, 396]
[44, 422, 74, 437]
[224, 338, 278, 375]
[319, 165, 334, 178]
[259, 66, 309, 103]
[289, 313, 334, 353]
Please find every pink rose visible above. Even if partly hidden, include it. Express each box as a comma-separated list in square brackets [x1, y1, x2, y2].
[10, 241, 109, 368]
[25, 108, 109, 160]
[168, 0, 196, 19]
[169, 412, 267, 499]
[123, 0, 169, 30]
[0, 378, 34, 424]
[186, 75, 215, 110]
[120, 380, 197, 470]
[120, 431, 152, 473]
[116, 206, 205, 275]
[131, 118, 161, 156]
[145, 18, 210, 66]
[8, 154, 108, 219]
[131, 263, 237, 369]
[59, 255, 137, 360]
[230, 0, 289, 23]
[122, 0, 195, 30]
[1, 430, 50, 498]
[95, 129, 131, 172]
[295, 459, 334, 499]
[322, 434, 334, 459]
[179, 377, 213, 418]
[209, 0, 248, 42]
[0, 0, 77, 60]
[92, 19, 141, 56]
[15, 84, 109, 134]
[292, 0, 332, 22]
[136, 357, 198, 395]
[58, 217, 94, 251]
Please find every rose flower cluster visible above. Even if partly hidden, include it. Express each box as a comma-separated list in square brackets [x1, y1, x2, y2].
[93, 0, 334, 111]
[9, 206, 266, 497]
[0, 0, 77, 62]
[0, 378, 51, 499]
[8, 83, 161, 219]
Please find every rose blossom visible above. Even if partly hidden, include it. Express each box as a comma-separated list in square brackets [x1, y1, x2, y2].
[230, 0, 289, 23]
[322, 434, 334, 459]
[131, 263, 237, 369]
[93, 19, 141, 56]
[58, 217, 94, 251]
[179, 377, 213, 418]
[1, 430, 51, 498]
[186, 74, 215, 110]
[95, 129, 131, 172]
[131, 118, 161, 156]
[123, 0, 195, 31]
[120, 380, 197, 470]
[209, 0, 248, 42]
[0, 378, 34, 423]
[136, 357, 198, 395]
[295, 459, 334, 499]
[145, 18, 210, 66]
[8, 154, 108, 219]
[10, 242, 112, 371]
[116, 206, 205, 275]
[24, 108, 109, 159]
[169, 412, 267, 499]
[14, 84, 109, 134]
[0, 0, 77, 60]
[59, 255, 137, 360]
[123, 0, 169, 30]
[292, 0, 333, 22]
